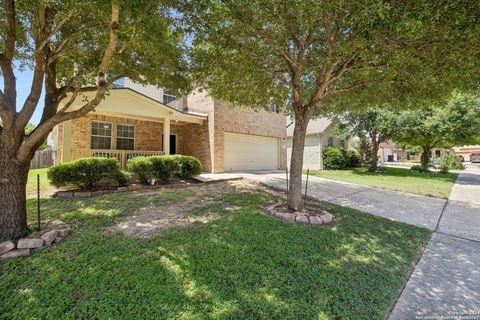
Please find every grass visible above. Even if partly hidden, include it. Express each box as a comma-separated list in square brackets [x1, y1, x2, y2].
[0, 187, 431, 319]
[308, 167, 458, 198]
[27, 168, 55, 197]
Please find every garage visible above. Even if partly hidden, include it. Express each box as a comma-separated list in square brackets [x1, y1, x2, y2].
[224, 132, 279, 171]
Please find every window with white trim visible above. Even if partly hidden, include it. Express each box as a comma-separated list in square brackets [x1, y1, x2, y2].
[91, 120, 112, 149]
[116, 123, 135, 150]
[163, 89, 176, 104]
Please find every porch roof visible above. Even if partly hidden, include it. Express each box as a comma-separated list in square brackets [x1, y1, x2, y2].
[63, 87, 207, 124]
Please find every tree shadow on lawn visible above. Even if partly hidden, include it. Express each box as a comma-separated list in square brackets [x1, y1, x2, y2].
[7, 192, 431, 319]
[26, 188, 197, 231]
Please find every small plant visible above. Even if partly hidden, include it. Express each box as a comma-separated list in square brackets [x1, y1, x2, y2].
[175, 155, 202, 178]
[411, 164, 427, 173]
[149, 155, 179, 183]
[47, 157, 122, 190]
[438, 154, 465, 172]
[127, 157, 153, 185]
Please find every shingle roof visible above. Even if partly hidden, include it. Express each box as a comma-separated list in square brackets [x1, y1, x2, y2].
[286, 117, 332, 136]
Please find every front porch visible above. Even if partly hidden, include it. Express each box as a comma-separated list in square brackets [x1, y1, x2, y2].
[57, 88, 210, 170]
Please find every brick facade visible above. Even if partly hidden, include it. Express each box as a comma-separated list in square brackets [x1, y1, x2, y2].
[57, 90, 286, 173]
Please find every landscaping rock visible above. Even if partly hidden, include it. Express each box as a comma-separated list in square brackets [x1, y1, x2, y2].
[1, 248, 30, 260]
[91, 190, 104, 196]
[296, 215, 310, 224]
[128, 185, 142, 191]
[17, 238, 44, 249]
[117, 187, 128, 192]
[41, 230, 58, 246]
[48, 219, 67, 227]
[57, 191, 73, 198]
[309, 215, 323, 225]
[0, 241, 15, 255]
[321, 212, 334, 224]
[57, 227, 71, 237]
[274, 211, 296, 222]
[74, 191, 92, 197]
[55, 237, 62, 244]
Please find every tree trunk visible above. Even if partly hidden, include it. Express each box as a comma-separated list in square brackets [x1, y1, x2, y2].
[368, 133, 379, 172]
[421, 145, 431, 171]
[0, 153, 30, 239]
[287, 113, 310, 211]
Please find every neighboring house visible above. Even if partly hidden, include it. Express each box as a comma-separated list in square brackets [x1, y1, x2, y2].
[379, 142, 480, 162]
[286, 117, 349, 170]
[53, 82, 287, 173]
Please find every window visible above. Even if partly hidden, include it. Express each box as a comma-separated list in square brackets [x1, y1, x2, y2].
[91, 120, 112, 149]
[117, 123, 135, 150]
[327, 137, 333, 147]
[435, 150, 441, 157]
[163, 89, 176, 104]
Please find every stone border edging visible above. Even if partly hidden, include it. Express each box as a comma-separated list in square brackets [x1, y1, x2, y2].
[265, 204, 334, 225]
[0, 220, 72, 261]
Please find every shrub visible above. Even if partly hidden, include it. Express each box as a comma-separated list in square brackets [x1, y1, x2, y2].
[127, 156, 153, 185]
[411, 164, 426, 173]
[175, 155, 202, 178]
[346, 150, 361, 168]
[149, 155, 179, 183]
[323, 147, 360, 170]
[47, 157, 122, 190]
[438, 154, 465, 172]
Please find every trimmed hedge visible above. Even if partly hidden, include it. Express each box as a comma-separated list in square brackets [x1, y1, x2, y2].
[323, 147, 360, 170]
[127, 155, 202, 185]
[149, 156, 179, 183]
[127, 157, 153, 185]
[47, 157, 123, 190]
[175, 155, 202, 179]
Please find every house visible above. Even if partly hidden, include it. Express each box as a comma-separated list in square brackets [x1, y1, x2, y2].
[286, 117, 349, 170]
[53, 81, 287, 173]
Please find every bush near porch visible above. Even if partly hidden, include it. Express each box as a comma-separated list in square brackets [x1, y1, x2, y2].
[46, 155, 202, 190]
[127, 155, 201, 185]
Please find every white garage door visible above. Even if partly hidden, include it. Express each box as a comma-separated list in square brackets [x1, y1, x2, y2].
[224, 132, 278, 171]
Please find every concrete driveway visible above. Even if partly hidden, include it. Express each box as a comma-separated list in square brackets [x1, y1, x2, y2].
[235, 171, 446, 230]
[208, 166, 480, 319]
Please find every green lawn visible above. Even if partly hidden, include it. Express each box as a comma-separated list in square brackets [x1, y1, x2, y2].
[308, 167, 458, 198]
[0, 185, 430, 319]
[27, 168, 56, 197]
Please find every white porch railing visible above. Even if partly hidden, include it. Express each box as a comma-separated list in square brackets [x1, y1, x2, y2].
[71, 149, 165, 169]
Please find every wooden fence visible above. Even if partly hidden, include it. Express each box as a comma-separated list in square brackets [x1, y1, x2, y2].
[30, 149, 55, 169]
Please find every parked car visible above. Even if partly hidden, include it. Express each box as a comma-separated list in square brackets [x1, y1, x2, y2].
[471, 154, 480, 163]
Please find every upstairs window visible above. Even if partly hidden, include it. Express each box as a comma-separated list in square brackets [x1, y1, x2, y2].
[91, 120, 112, 149]
[163, 89, 176, 104]
[117, 123, 135, 150]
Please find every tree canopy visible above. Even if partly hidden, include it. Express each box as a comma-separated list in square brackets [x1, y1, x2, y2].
[0, 0, 189, 239]
[395, 92, 480, 169]
[183, 0, 480, 209]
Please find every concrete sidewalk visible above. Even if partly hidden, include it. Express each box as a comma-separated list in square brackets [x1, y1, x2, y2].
[390, 164, 480, 319]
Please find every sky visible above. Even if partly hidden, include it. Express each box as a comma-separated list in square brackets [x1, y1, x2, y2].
[0, 67, 45, 125]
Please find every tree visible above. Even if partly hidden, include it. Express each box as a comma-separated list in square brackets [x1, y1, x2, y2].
[335, 108, 399, 172]
[395, 92, 480, 171]
[0, 0, 188, 239]
[25, 123, 47, 150]
[185, 0, 480, 210]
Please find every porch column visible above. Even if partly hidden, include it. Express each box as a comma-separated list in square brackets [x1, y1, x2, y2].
[163, 115, 171, 155]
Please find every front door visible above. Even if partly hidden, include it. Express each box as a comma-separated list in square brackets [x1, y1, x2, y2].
[162, 134, 177, 154]
[169, 135, 176, 154]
